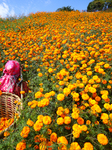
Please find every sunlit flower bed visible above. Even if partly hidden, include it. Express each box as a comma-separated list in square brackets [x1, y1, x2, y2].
[0, 11, 112, 150]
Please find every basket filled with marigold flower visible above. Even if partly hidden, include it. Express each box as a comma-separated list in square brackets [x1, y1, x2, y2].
[0, 92, 23, 137]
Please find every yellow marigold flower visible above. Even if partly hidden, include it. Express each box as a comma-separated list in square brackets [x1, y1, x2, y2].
[57, 136, 68, 145]
[89, 87, 96, 93]
[104, 63, 110, 69]
[104, 103, 111, 111]
[50, 132, 57, 142]
[57, 93, 65, 101]
[101, 113, 109, 120]
[78, 83, 84, 88]
[82, 142, 93, 150]
[70, 142, 81, 150]
[64, 116, 71, 124]
[57, 117, 64, 125]
[88, 79, 94, 84]
[27, 119, 34, 126]
[87, 71, 92, 76]
[102, 94, 108, 100]
[49, 90, 55, 96]
[109, 113, 112, 120]
[35, 91, 43, 98]
[43, 116, 52, 125]
[48, 68, 53, 73]
[92, 75, 98, 81]
[100, 90, 109, 95]
[81, 125, 87, 131]
[31, 103, 37, 109]
[16, 142, 26, 150]
[63, 87, 71, 96]
[97, 133, 108, 145]
[72, 112, 79, 119]
[72, 92, 79, 99]
[82, 93, 89, 100]
[28, 101, 33, 106]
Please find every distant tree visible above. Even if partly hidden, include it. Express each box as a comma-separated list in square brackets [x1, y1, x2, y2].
[56, 6, 74, 12]
[87, 0, 112, 12]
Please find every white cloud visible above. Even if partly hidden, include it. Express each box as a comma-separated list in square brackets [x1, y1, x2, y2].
[0, 2, 9, 18]
[0, 2, 15, 18]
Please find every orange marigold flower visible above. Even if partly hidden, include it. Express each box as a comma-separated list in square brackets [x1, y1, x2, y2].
[35, 91, 43, 98]
[20, 91, 25, 94]
[97, 133, 108, 145]
[27, 119, 34, 126]
[34, 145, 39, 149]
[38, 73, 43, 77]
[64, 108, 69, 114]
[4, 131, 10, 137]
[77, 117, 84, 125]
[20, 126, 30, 138]
[43, 116, 52, 125]
[47, 128, 52, 135]
[102, 80, 107, 84]
[57, 93, 65, 101]
[33, 122, 43, 131]
[86, 120, 91, 125]
[50, 132, 57, 142]
[16, 142, 26, 150]
[95, 96, 101, 102]
[108, 127, 112, 132]
[0, 90, 2, 95]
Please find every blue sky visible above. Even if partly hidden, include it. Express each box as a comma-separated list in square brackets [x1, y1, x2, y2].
[0, 0, 92, 18]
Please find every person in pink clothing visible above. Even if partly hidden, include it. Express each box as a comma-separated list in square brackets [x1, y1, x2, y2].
[0, 60, 20, 93]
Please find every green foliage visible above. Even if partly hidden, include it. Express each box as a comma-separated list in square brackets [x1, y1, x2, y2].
[56, 6, 74, 12]
[87, 0, 112, 12]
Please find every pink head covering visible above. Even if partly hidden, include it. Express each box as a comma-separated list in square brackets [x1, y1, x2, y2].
[0, 60, 20, 93]
[3, 60, 20, 78]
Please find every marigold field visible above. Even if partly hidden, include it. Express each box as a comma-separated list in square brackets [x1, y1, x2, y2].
[0, 11, 112, 150]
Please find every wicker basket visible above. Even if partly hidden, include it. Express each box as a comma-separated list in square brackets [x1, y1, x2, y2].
[0, 92, 23, 137]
